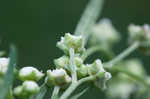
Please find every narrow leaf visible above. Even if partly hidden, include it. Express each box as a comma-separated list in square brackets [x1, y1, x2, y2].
[70, 88, 89, 99]
[0, 45, 17, 99]
[74, 0, 104, 43]
[35, 83, 48, 99]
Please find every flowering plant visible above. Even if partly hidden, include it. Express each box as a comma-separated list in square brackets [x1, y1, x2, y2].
[0, 0, 150, 99]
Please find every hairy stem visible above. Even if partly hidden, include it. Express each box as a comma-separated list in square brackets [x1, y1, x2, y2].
[51, 86, 60, 99]
[59, 72, 104, 99]
[81, 46, 114, 61]
[74, 0, 104, 43]
[35, 83, 47, 99]
[69, 48, 77, 82]
[104, 41, 140, 67]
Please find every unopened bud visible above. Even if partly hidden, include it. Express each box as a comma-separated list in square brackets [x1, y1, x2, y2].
[46, 68, 71, 86]
[18, 66, 44, 81]
[13, 86, 23, 97]
[57, 33, 85, 54]
[54, 56, 83, 70]
[22, 81, 40, 94]
[77, 65, 88, 78]
[54, 56, 69, 69]
[88, 59, 105, 75]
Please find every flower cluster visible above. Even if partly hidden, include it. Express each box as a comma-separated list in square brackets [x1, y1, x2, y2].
[46, 33, 112, 89]
[14, 66, 44, 98]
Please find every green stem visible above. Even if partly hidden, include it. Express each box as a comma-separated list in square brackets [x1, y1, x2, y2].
[104, 41, 140, 67]
[51, 86, 60, 99]
[81, 46, 114, 61]
[69, 48, 77, 82]
[74, 0, 104, 43]
[59, 82, 79, 99]
[35, 83, 47, 99]
[59, 72, 104, 99]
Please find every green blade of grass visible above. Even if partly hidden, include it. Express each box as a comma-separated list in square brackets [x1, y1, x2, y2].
[74, 0, 104, 43]
[0, 45, 17, 99]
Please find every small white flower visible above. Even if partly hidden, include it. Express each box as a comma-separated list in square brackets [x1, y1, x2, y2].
[0, 58, 9, 75]
[88, 59, 105, 75]
[19, 66, 44, 81]
[22, 81, 39, 94]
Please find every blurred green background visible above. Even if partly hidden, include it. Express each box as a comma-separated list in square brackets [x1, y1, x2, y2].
[0, 0, 150, 98]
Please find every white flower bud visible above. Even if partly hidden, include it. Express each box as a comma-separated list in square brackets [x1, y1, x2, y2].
[74, 57, 83, 67]
[57, 33, 85, 54]
[0, 58, 9, 76]
[46, 68, 71, 86]
[13, 86, 23, 97]
[54, 56, 83, 71]
[22, 81, 39, 94]
[19, 66, 44, 81]
[77, 65, 88, 78]
[88, 59, 105, 75]
[54, 56, 69, 69]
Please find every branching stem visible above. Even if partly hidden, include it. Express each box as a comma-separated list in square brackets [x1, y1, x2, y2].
[104, 41, 140, 67]
[59, 72, 104, 99]
[81, 46, 114, 61]
[51, 86, 60, 99]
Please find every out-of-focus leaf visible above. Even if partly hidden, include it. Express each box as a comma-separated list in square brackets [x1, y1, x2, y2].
[0, 45, 17, 99]
[70, 88, 89, 99]
[0, 51, 6, 57]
